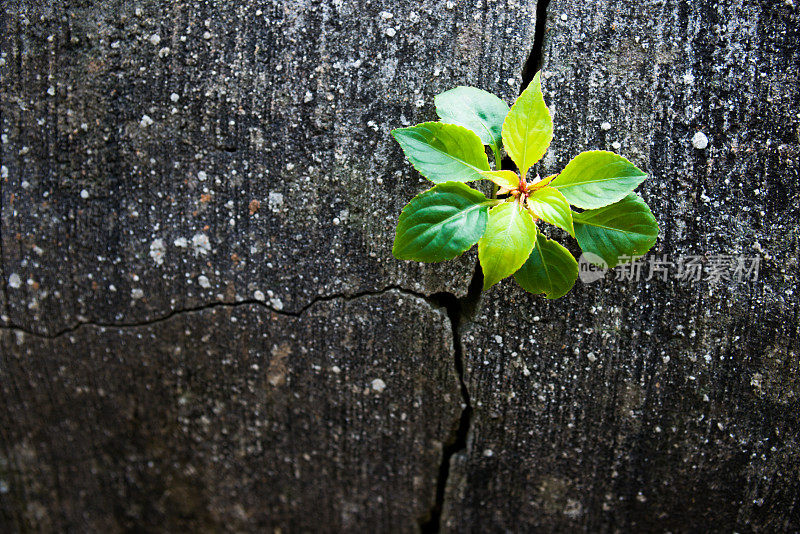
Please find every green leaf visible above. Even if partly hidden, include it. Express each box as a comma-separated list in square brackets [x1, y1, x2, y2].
[526, 186, 574, 237]
[435, 86, 510, 152]
[573, 193, 659, 268]
[514, 233, 578, 299]
[478, 202, 538, 290]
[501, 72, 553, 181]
[392, 122, 490, 184]
[393, 182, 493, 262]
[480, 170, 520, 191]
[551, 150, 648, 209]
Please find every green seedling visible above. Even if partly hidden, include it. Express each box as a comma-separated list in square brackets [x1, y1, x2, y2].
[391, 72, 659, 298]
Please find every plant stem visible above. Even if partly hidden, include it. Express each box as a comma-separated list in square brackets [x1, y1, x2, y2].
[491, 145, 502, 199]
[492, 145, 502, 170]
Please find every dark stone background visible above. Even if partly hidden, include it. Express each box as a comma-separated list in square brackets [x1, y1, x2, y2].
[1, 0, 797, 531]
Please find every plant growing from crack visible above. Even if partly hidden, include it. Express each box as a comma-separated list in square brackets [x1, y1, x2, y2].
[391, 72, 659, 298]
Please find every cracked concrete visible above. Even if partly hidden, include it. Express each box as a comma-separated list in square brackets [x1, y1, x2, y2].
[0, 290, 462, 531]
[0, 0, 537, 337]
[440, 0, 800, 531]
[0, 1, 538, 530]
[2, 0, 799, 532]
[0, 285, 439, 340]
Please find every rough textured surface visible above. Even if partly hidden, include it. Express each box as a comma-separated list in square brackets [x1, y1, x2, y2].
[443, 0, 800, 531]
[0, 0, 536, 335]
[0, 1, 536, 530]
[0, 291, 461, 532]
[3, 0, 800, 532]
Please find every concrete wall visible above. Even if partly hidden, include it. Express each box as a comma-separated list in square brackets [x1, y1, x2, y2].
[1, 0, 797, 531]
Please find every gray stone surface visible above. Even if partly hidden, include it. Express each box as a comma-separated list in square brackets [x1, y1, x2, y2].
[0, 291, 461, 531]
[0, 1, 538, 530]
[0, 0, 537, 335]
[442, 0, 799, 531]
[2, 0, 800, 531]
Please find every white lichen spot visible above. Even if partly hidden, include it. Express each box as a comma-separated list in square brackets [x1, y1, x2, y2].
[268, 191, 284, 212]
[601, 121, 612, 131]
[304, 90, 314, 103]
[47, 86, 55, 96]
[173, 236, 188, 248]
[197, 170, 208, 181]
[131, 288, 144, 300]
[197, 275, 211, 288]
[331, 365, 341, 374]
[494, 334, 503, 344]
[80, 189, 89, 199]
[371, 378, 386, 393]
[269, 297, 283, 311]
[560, 13, 568, 21]
[149, 238, 166, 265]
[379, 11, 393, 19]
[385, 27, 396, 37]
[587, 352, 597, 362]
[8, 273, 21, 289]
[751, 373, 763, 388]
[170, 92, 180, 102]
[139, 114, 154, 128]
[612, 141, 622, 150]
[692, 131, 709, 149]
[253, 290, 265, 301]
[0, 166, 7, 179]
[191, 233, 211, 256]
[682, 72, 695, 84]
[149, 33, 161, 45]
[158, 47, 170, 58]
[483, 449, 494, 457]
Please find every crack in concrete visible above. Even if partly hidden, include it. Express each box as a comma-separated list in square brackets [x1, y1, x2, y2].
[418, 1, 553, 530]
[0, 3, 554, 531]
[419, 262, 482, 533]
[0, 285, 439, 340]
[522, 0, 552, 91]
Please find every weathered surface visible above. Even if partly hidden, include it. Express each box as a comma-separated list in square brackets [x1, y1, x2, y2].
[0, 1, 539, 530]
[3, 0, 800, 531]
[0, 0, 536, 335]
[0, 291, 461, 531]
[443, 0, 800, 531]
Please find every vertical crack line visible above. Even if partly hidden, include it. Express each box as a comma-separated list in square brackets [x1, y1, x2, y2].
[521, 0, 552, 92]
[419, 262, 482, 533]
[419, 0, 551, 528]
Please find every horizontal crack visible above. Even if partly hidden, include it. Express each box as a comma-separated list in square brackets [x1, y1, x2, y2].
[0, 285, 444, 341]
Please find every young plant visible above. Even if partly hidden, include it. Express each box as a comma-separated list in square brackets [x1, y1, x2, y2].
[391, 72, 659, 298]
